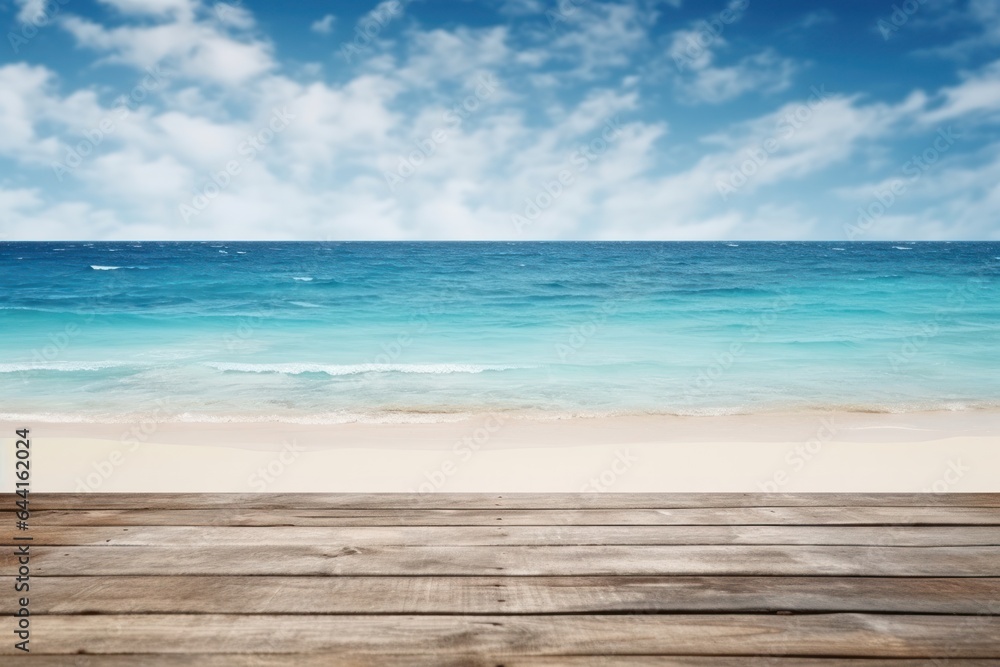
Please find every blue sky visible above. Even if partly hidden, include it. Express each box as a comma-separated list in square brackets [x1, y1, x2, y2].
[1, 0, 999, 240]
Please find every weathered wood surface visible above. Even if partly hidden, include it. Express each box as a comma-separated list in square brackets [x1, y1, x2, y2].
[2, 493, 999, 661]
[6, 576, 999, 615]
[4, 614, 1000, 657]
[21, 524, 1000, 546]
[7, 544, 1000, 577]
[14, 505, 1000, 526]
[10, 658, 1000, 667]
[26, 492, 1000, 509]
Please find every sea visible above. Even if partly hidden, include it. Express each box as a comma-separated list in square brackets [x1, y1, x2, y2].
[1, 241, 998, 423]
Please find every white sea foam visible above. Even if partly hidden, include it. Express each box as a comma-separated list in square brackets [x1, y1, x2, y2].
[0, 411, 478, 425]
[0, 413, 103, 423]
[90, 265, 120, 270]
[0, 361, 130, 373]
[893, 246, 913, 250]
[204, 362, 528, 376]
[289, 301, 323, 308]
[293, 277, 313, 281]
[173, 412, 475, 425]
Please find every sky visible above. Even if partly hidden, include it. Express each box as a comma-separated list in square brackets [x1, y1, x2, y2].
[1, 0, 999, 240]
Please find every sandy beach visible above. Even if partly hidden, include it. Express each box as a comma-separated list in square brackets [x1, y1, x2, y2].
[4, 410, 997, 493]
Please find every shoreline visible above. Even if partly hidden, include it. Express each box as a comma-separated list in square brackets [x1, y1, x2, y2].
[3, 410, 997, 493]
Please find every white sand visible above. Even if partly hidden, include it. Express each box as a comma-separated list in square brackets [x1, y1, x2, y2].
[2, 411, 997, 493]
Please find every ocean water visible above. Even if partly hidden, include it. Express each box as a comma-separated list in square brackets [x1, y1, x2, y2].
[1, 241, 998, 423]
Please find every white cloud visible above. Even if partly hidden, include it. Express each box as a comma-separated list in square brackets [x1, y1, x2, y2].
[550, 2, 652, 77]
[918, 59, 1000, 125]
[310, 14, 335, 35]
[676, 49, 796, 104]
[2, 0, 1000, 241]
[97, 0, 195, 18]
[394, 27, 511, 86]
[0, 64, 63, 162]
[920, 0, 1000, 58]
[15, 0, 45, 23]
[665, 2, 797, 104]
[788, 9, 835, 31]
[61, 4, 274, 87]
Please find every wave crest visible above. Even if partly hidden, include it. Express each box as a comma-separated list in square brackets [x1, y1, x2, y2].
[204, 362, 528, 376]
[0, 361, 129, 373]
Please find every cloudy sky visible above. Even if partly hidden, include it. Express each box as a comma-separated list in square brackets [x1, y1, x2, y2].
[2, 0, 999, 240]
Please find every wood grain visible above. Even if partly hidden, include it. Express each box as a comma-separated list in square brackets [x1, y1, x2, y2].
[5, 544, 1000, 576]
[5, 492, 999, 661]
[25, 492, 1000, 510]
[14, 505, 1000, 526]
[11, 657, 1000, 666]
[6, 613, 1000, 657]
[6, 575, 998, 615]
[19, 524, 1000, 546]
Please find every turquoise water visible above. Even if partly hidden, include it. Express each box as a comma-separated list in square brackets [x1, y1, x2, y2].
[1, 241, 998, 422]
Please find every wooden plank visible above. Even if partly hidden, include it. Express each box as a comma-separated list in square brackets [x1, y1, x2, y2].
[21, 492, 1000, 510]
[7, 575, 999, 615]
[11, 657, 1000, 666]
[6, 614, 1000, 657]
[6, 545, 999, 576]
[16, 506, 1000, 526]
[9, 657, 1000, 666]
[19, 524, 1000, 547]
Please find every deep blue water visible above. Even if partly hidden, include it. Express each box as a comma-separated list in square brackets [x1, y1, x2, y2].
[1, 241, 999, 422]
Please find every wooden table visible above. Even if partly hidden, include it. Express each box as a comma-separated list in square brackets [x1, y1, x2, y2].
[3, 493, 1000, 664]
